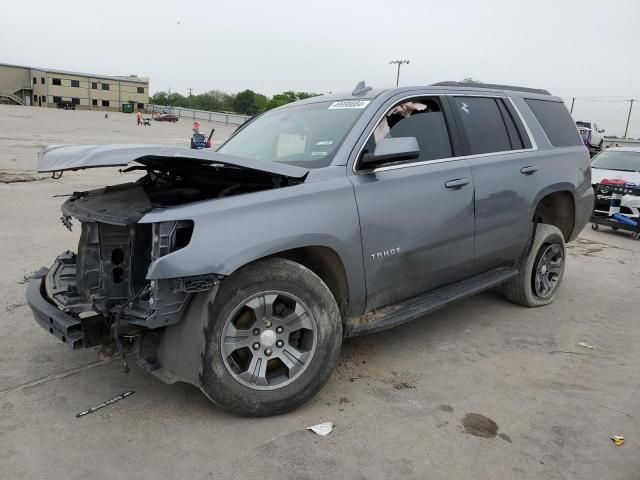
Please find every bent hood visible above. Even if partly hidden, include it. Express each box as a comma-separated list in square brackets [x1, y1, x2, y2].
[37, 144, 309, 179]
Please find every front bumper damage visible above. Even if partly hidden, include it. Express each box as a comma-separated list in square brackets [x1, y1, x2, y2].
[27, 238, 219, 351]
[27, 267, 85, 349]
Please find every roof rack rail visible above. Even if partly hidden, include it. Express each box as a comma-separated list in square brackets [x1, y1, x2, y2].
[431, 81, 551, 95]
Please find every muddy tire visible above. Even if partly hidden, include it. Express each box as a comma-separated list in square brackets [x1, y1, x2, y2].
[201, 258, 342, 416]
[503, 224, 566, 307]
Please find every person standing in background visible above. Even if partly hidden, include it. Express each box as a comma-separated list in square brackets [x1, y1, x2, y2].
[136, 110, 142, 126]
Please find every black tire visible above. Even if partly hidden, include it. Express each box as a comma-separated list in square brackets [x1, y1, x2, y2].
[503, 224, 566, 307]
[201, 258, 342, 416]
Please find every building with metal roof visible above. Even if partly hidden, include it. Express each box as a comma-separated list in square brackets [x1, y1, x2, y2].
[0, 63, 149, 111]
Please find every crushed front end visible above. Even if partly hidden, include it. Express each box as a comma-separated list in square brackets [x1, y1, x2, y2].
[26, 212, 215, 353]
[25, 173, 230, 357]
[28, 144, 307, 375]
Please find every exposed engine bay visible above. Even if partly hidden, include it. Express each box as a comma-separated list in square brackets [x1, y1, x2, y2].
[61, 159, 297, 225]
[38, 155, 306, 351]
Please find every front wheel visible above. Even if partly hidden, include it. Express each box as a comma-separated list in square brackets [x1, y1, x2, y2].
[201, 258, 342, 416]
[504, 223, 566, 307]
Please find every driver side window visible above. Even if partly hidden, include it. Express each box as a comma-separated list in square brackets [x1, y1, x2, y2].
[362, 97, 453, 166]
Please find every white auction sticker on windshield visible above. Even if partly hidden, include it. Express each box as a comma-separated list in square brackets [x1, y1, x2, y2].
[328, 100, 371, 110]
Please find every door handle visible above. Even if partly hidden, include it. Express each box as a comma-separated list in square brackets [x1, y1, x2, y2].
[444, 178, 470, 189]
[520, 166, 539, 175]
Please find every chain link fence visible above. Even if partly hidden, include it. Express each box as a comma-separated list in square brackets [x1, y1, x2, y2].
[148, 104, 251, 126]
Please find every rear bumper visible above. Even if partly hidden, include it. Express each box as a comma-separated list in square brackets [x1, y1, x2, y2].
[26, 267, 84, 349]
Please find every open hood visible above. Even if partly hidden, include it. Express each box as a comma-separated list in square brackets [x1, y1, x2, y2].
[37, 144, 309, 179]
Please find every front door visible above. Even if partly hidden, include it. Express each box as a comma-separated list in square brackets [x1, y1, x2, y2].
[350, 96, 475, 311]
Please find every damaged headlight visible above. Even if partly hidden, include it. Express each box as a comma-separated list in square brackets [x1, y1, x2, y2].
[151, 220, 194, 259]
[144, 220, 198, 316]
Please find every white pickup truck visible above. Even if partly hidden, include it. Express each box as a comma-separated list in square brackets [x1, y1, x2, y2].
[576, 120, 605, 152]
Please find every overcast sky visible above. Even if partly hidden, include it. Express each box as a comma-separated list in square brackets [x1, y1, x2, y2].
[2, 0, 639, 136]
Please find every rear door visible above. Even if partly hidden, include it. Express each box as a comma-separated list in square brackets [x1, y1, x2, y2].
[350, 95, 476, 311]
[446, 95, 537, 274]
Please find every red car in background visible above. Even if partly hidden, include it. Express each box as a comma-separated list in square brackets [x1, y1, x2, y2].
[154, 113, 179, 122]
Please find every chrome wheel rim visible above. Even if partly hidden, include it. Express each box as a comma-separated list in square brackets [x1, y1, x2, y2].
[220, 291, 318, 391]
[532, 243, 564, 299]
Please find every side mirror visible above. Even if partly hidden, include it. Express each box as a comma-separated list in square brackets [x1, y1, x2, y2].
[360, 137, 420, 168]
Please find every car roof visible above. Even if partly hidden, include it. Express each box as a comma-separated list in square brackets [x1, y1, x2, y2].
[283, 83, 558, 109]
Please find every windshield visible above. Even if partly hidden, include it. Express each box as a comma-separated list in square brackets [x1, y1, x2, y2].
[576, 121, 591, 129]
[217, 100, 369, 168]
[592, 150, 640, 172]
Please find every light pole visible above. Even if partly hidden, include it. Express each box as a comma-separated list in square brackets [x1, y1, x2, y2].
[624, 99, 635, 139]
[389, 59, 410, 87]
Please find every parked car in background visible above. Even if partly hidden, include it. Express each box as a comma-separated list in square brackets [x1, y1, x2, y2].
[154, 113, 179, 122]
[591, 146, 640, 219]
[56, 100, 76, 110]
[577, 120, 605, 152]
[28, 81, 593, 416]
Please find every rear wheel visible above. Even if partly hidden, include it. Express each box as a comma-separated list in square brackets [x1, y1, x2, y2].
[201, 258, 342, 416]
[504, 224, 566, 307]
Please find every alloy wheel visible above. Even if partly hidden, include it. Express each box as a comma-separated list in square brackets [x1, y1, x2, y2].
[532, 243, 564, 299]
[220, 291, 318, 390]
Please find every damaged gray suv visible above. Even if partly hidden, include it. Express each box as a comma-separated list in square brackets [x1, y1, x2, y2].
[28, 82, 593, 416]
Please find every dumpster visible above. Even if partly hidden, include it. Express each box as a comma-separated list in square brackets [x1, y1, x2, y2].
[121, 103, 134, 113]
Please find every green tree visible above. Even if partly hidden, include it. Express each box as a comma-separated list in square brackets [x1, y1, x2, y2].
[233, 89, 269, 115]
[149, 91, 170, 105]
[150, 88, 321, 114]
[166, 92, 188, 108]
[264, 91, 321, 111]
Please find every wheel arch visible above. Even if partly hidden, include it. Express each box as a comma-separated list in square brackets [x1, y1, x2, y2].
[247, 245, 351, 321]
[531, 187, 576, 242]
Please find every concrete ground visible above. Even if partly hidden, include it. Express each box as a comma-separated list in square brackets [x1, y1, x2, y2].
[0, 104, 638, 479]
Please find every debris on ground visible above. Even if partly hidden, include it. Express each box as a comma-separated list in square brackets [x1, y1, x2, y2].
[306, 421, 334, 436]
[611, 435, 625, 446]
[76, 391, 135, 418]
[577, 342, 595, 350]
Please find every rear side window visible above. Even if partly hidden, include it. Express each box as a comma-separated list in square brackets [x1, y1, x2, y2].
[525, 99, 582, 147]
[453, 97, 513, 155]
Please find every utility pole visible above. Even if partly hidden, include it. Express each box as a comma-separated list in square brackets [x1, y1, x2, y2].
[624, 99, 635, 139]
[188, 88, 193, 109]
[570, 97, 575, 114]
[389, 59, 410, 87]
